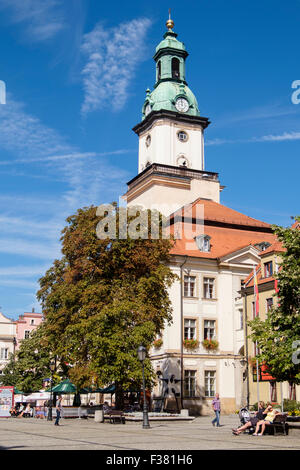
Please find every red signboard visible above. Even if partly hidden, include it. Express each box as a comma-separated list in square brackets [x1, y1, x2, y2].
[0, 386, 14, 417]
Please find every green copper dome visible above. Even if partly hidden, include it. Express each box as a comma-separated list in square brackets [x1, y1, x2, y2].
[145, 81, 200, 116]
[141, 20, 200, 120]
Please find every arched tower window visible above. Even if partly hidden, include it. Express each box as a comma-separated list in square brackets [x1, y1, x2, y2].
[172, 58, 180, 79]
[157, 61, 161, 81]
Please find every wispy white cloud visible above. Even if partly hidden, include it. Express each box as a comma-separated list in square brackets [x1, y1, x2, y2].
[0, 94, 72, 158]
[255, 131, 300, 142]
[0, 239, 61, 260]
[0, 265, 48, 277]
[206, 131, 300, 146]
[81, 17, 151, 114]
[0, 0, 65, 41]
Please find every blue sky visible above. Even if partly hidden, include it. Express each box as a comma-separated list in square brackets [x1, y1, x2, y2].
[0, 0, 299, 318]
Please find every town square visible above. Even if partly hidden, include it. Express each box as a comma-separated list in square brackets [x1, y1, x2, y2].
[0, 0, 299, 455]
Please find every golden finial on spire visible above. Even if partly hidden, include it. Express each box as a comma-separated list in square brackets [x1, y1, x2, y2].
[166, 8, 174, 31]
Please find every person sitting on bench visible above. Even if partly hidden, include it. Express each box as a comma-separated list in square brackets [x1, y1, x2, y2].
[253, 404, 280, 436]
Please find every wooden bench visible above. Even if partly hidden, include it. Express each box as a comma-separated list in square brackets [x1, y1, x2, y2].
[264, 413, 289, 435]
[105, 410, 126, 424]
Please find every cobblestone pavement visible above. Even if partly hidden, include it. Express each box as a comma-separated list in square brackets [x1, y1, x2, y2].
[0, 415, 299, 451]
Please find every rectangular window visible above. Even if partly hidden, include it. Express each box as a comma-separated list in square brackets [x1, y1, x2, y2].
[184, 370, 196, 397]
[205, 371, 216, 398]
[184, 275, 196, 297]
[184, 319, 196, 340]
[203, 277, 215, 299]
[266, 298, 273, 313]
[0, 348, 8, 360]
[24, 330, 30, 339]
[289, 383, 296, 401]
[204, 320, 216, 340]
[264, 261, 273, 278]
[270, 382, 277, 402]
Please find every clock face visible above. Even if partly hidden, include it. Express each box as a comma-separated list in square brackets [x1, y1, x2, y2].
[175, 98, 189, 113]
[145, 103, 152, 116]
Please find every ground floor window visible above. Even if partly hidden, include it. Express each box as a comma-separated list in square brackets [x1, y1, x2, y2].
[289, 383, 296, 401]
[205, 370, 216, 397]
[184, 370, 196, 397]
[270, 381, 277, 402]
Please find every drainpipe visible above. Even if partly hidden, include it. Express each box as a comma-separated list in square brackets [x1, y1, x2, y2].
[242, 285, 250, 408]
[180, 256, 188, 410]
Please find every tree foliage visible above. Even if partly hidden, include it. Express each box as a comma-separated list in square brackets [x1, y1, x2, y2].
[1, 326, 56, 393]
[36, 205, 176, 396]
[249, 217, 300, 384]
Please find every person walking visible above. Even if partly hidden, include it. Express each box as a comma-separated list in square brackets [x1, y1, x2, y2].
[54, 395, 63, 426]
[212, 393, 221, 427]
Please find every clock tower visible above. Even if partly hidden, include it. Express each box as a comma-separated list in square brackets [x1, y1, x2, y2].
[124, 15, 222, 215]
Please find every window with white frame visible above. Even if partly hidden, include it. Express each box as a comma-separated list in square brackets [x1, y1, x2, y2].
[24, 330, 30, 339]
[184, 319, 196, 340]
[0, 348, 8, 360]
[203, 277, 215, 299]
[30, 319, 34, 325]
[184, 370, 196, 397]
[184, 275, 196, 297]
[184, 318, 196, 339]
[195, 235, 211, 252]
[205, 370, 216, 397]
[204, 320, 216, 340]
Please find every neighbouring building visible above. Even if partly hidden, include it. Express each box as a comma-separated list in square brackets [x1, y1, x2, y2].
[15, 309, 43, 350]
[123, 16, 281, 415]
[0, 312, 17, 380]
[0, 309, 43, 383]
[243, 233, 300, 406]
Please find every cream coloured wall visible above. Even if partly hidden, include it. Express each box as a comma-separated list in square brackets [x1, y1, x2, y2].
[138, 118, 204, 173]
[0, 312, 16, 375]
[127, 177, 221, 217]
[150, 255, 255, 414]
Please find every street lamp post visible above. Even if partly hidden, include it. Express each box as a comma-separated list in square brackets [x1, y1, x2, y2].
[47, 359, 56, 421]
[137, 345, 150, 429]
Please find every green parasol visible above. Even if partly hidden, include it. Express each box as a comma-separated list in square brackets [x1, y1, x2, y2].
[51, 379, 77, 394]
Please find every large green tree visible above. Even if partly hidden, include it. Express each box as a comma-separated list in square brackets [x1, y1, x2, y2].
[37, 205, 175, 404]
[249, 217, 300, 384]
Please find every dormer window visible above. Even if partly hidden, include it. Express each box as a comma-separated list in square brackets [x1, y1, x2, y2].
[172, 58, 180, 79]
[195, 235, 211, 252]
[255, 241, 271, 252]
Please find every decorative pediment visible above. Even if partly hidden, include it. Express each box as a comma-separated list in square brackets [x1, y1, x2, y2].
[218, 245, 261, 267]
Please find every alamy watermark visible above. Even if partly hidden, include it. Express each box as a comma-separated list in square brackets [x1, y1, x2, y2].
[0, 80, 6, 104]
[291, 80, 300, 104]
[95, 200, 206, 251]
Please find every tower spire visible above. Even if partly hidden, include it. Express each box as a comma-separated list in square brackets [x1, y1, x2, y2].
[166, 9, 174, 31]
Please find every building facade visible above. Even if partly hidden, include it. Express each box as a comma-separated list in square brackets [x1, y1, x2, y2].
[243, 240, 299, 406]
[124, 17, 281, 415]
[0, 312, 16, 379]
[0, 309, 43, 383]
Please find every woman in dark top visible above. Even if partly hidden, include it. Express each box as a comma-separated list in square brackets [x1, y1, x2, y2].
[232, 401, 266, 435]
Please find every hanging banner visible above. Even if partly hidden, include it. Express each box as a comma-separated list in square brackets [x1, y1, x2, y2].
[0, 386, 14, 417]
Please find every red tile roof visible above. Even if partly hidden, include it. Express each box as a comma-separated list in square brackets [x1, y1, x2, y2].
[169, 198, 276, 259]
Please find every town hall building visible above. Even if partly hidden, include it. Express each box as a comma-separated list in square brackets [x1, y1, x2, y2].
[124, 16, 278, 414]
